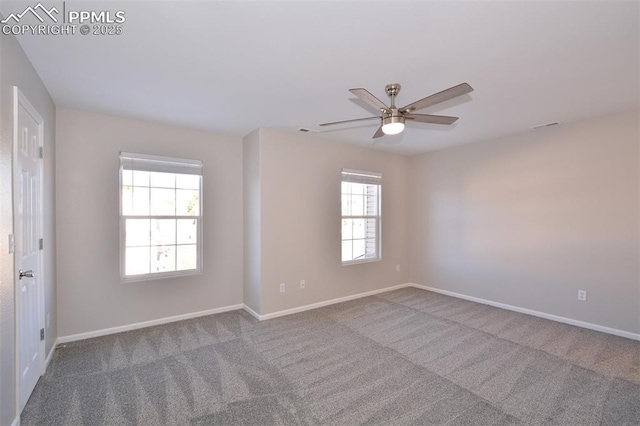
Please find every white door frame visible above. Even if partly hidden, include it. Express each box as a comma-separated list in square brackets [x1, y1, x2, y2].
[12, 86, 46, 414]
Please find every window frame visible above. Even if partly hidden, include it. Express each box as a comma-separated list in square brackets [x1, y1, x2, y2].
[341, 169, 382, 266]
[119, 152, 203, 283]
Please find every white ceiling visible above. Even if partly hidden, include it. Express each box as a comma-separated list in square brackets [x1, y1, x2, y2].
[6, 1, 639, 155]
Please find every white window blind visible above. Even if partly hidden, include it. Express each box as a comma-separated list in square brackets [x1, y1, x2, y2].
[119, 152, 203, 282]
[120, 152, 202, 175]
[341, 169, 381, 264]
[341, 169, 382, 185]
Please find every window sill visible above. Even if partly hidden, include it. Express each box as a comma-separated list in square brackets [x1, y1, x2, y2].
[121, 269, 202, 284]
[342, 257, 381, 266]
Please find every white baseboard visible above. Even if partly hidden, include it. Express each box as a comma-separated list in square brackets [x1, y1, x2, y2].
[57, 284, 410, 343]
[11, 415, 20, 426]
[58, 304, 244, 344]
[45, 338, 57, 370]
[248, 283, 412, 321]
[410, 283, 640, 341]
[56, 282, 637, 345]
[243, 304, 261, 320]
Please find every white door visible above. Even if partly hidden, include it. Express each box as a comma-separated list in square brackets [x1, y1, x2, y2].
[13, 87, 44, 412]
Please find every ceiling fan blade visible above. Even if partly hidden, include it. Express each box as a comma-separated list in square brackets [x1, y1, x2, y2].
[319, 116, 380, 127]
[372, 126, 385, 139]
[400, 83, 474, 113]
[404, 114, 459, 125]
[349, 88, 390, 113]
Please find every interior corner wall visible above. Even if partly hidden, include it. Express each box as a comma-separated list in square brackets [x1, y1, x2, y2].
[55, 107, 243, 337]
[0, 30, 57, 425]
[255, 128, 411, 315]
[409, 109, 640, 334]
[243, 129, 261, 314]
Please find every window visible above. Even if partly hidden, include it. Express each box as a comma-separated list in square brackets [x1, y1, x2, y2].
[341, 169, 381, 264]
[120, 152, 203, 281]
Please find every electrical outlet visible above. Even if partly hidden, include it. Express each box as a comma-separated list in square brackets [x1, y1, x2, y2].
[578, 290, 587, 301]
[300, 280, 305, 289]
[280, 283, 285, 293]
[396, 264, 400, 272]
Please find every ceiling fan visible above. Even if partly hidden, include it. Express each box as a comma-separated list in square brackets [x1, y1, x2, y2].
[320, 82, 474, 138]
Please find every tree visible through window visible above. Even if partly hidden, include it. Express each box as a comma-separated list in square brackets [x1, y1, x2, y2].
[341, 169, 381, 264]
[120, 152, 203, 281]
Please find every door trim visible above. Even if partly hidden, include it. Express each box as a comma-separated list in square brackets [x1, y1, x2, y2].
[12, 86, 45, 414]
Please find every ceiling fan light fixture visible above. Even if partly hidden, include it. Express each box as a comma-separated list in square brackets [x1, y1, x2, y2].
[381, 114, 405, 135]
[382, 122, 405, 135]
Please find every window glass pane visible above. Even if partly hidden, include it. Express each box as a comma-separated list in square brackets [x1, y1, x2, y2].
[126, 219, 150, 247]
[353, 239, 365, 260]
[132, 187, 150, 216]
[176, 189, 200, 216]
[341, 219, 352, 240]
[365, 238, 377, 257]
[353, 182, 366, 195]
[342, 240, 353, 262]
[365, 218, 377, 239]
[352, 219, 365, 239]
[122, 185, 133, 215]
[126, 247, 150, 276]
[122, 155, 202, 279]
[150, 188, 175, 216]
[341, 194, 351, 216]
[151, 219, 176, 245]
[176, 174, 200, 190]
[177, 219, 198, 244]
[150, 172, 175, 188]
[122, 169, 133, 186]
[365, 186, 378, 216]
[133, 171, 149, 187]
[151, 245, 176, 273]
[351, 195, 364, 216]
[176, 245, 197, 271]
[341, 172, 380, 264]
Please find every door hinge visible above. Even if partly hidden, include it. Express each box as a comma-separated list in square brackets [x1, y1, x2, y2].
[39, 146, 43, 159]
[40, 328, 44, 341]
[39, 238, 43, 250]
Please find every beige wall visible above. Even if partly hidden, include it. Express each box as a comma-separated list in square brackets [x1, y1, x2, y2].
[0, 30, 57, 425]
[410, 110, 640, 334]
[256, 128, 411, 314]
[56, 108, 243, 337]
[243, 129, 261, 313]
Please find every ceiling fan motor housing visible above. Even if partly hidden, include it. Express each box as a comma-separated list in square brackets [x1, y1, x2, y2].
[382, 108, 404, 125]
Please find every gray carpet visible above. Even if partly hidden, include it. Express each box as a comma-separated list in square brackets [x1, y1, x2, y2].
[22, 288, 640, 425]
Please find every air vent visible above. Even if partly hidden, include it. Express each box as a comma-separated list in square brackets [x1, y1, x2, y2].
[532, 121, 559, 130]
[298, 128, 310, 133]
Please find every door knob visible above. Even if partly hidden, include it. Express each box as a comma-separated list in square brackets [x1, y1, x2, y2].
[18, 269, 34, 280]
